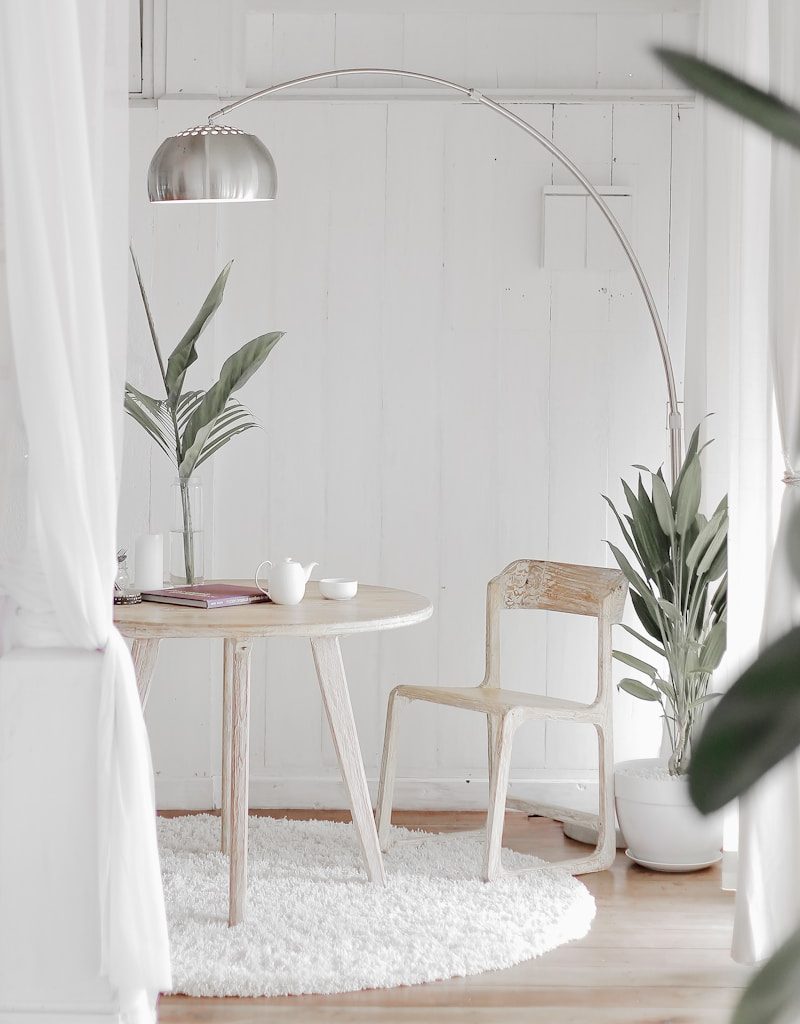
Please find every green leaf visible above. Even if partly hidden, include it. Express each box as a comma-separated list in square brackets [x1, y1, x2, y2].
[619, 623, 666, 658]
[194, 400, 261, 471]
[165, 262, 233, 403]
[621, 479, 640, 521]
[675, 455, 702, 535]
[690, 692, 722, 709]
[670, 422, 702, 504]
[124, 384, 176, 462]
[651, 471, 674, 537]
[689, 624, 800, 813]
[606, 542, 654, 603]
[180, 331, 283, 478]
[686, 508, 726, 572]
[656, 48, 800, 153]
[630, 590, 664, 642]
[697, 518, 728, 575]
[657, 598, 680, 623]
[711, 573, 728, 619]
[613, 650, 657, 678]
[602, 491, 639, 565]
[175, 390, 206, 430]
[653, 677, 676, 701]
[699, 621, 727, 673]
[630, 476, 669, 575]
[732, 922, 800, 1024]
[618, 678, 662, 702]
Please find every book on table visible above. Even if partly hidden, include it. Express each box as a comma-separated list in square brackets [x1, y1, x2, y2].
[140, 583, 271, 608]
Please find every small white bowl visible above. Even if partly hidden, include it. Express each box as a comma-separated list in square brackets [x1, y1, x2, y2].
[319, 578, 358, 601]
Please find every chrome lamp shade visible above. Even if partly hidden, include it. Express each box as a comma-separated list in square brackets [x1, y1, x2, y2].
[147, 124, 277, 203]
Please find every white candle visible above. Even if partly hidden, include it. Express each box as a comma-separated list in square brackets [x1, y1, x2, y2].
[135, 533, 163, 591]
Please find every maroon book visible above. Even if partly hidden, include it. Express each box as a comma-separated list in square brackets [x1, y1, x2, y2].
[141, 583, 270, 609]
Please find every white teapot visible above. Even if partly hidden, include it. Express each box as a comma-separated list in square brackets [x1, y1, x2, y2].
[255, 557, 318, 606]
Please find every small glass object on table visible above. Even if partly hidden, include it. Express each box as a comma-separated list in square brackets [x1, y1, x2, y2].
[114, 548, 142, 605]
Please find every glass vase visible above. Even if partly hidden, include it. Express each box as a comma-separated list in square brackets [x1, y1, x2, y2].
[170, 476, 204, 585]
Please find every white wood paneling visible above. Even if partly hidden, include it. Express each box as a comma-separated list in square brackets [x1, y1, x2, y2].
[334, 13, 404, 88]
[596, 13, 664, 89]
[244, 11, 274, 90]
[379, 103, 446, 773]
[165, 0, 220, 94]
[129, 0, 142, 93]
[125, 3, 694, 801]
[497, 14, 598, 90]
[150, 5, 699, 101]
[272, 12, 336, 86]
[436, 104, 500, 771]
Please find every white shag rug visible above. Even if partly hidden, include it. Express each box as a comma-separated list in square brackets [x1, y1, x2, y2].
[159, 814, 595, 998]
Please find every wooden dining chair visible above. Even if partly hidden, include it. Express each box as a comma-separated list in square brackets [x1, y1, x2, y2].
[375, 559, 628, 880]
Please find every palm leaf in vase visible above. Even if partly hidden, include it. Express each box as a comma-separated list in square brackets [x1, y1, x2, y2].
[125, 247, 284, 582]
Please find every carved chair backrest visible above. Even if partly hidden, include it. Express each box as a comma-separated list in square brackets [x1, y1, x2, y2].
[483, 559, 628, 704]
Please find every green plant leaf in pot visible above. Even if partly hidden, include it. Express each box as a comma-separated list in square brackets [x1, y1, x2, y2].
[651, 470, 675, 537]
[670, 422, 702, 505]
[699, 621, 727, 673]
[124, 384, 175, 462]
[689, 624, 800, 813]
[686, 508, 726, 573]
[165, 261, 233, 404]
[194, 400, 260, 471]
[674, 455, 702, 535]
[619, 622, 665, 658]
[656, 48, 800, 153]
[613, 650, 657, 678]
[629, 589, 664, 642]
[697, 517, 729, 575]
[618, 678, 662, 702]
[180, 331, 283, 478]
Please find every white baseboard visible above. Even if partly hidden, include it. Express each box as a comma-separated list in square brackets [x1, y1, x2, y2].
[155, 772, 598, 814]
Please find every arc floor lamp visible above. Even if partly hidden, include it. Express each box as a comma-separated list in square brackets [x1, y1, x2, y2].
[147, 67, 683, 482]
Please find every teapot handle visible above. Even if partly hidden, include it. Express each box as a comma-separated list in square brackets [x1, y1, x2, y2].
[254, 559, 272, 596]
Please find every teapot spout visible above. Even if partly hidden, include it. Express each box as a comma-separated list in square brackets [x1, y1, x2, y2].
[302, 561, 319, 583]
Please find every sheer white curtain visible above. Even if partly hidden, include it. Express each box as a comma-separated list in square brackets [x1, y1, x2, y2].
[685, 0, 800, 965]
[0, 1, 170, 1019]
[734, 0, 800, 965]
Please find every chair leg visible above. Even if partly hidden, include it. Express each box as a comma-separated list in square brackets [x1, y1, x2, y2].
[375, 690, 407, 852]
[487, 712, 499, 780]
[593, 721, 616, 871]
[483, 711, 517, 882]
[544, 720, 616, 877]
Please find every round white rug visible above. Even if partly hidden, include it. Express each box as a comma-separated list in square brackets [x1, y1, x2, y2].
[159, 814, 595, 997]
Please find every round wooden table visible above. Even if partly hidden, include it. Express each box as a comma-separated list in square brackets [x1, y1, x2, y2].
[114, 581, 432, 926]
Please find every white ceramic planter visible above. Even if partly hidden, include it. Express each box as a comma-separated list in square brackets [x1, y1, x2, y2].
[614, 758, 723, 872]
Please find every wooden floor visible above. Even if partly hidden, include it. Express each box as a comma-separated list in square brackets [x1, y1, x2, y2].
[158, 809, 750, 1024]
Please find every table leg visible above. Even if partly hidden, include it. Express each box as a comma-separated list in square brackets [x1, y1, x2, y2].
[228, 639, 252, 926]
[221, 638, 234, 855]
[131, 638, 160, 711]
[310, 636, 386, 885]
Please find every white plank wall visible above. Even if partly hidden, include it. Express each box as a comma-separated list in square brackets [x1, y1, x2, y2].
[122, 2, 698, 810]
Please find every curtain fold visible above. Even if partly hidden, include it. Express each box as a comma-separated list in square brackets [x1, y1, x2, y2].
[0, 1, 171, 1018]
[733, 0, 800, 965]
[686, 0, 800, 965]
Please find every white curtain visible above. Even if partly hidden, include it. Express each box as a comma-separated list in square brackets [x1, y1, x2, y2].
[0, 1, 171, 1020]
[733, 0, 800, 965]
[686, 0, 800, 965]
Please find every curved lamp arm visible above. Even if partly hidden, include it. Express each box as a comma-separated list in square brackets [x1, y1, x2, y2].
[209, 67, 683, 482]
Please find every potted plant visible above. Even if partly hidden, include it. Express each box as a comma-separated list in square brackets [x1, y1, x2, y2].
[124, 250, 283, 584]
[606, 424, 727, 869]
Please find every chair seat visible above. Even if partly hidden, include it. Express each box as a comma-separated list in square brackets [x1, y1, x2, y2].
[394, 683, 598, 720]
